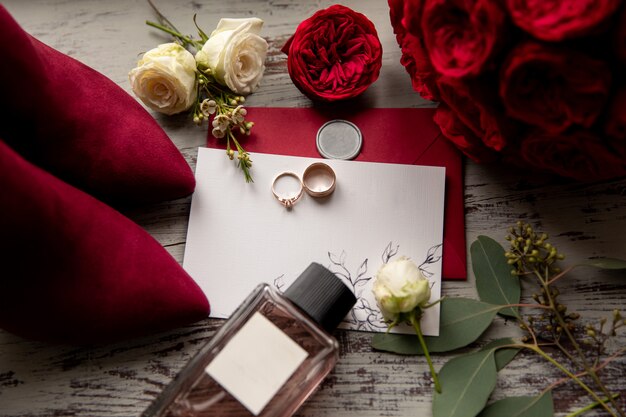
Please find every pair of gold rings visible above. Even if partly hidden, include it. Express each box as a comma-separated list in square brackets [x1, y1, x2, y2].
[271, 162, 336, 208]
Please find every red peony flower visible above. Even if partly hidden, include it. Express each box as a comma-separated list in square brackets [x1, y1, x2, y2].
[500, 41, 611, 133]
[282, 4, 383, 102]
[421, 0, 506, 78]
[434, 105, 498, 163]
[520, 129, 626, 180]
[437, 77, 509, 151]
[506, 0, 622, 42]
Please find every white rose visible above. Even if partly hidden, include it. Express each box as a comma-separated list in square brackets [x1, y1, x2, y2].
[129, 43, 197, 115]
[372, 257, 431, 321]
[196, 18, 268, 95]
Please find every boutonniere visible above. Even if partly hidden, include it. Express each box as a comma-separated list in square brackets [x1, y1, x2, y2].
[129, 1, 269, 182]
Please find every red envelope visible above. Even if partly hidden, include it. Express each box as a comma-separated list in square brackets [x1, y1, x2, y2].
[207, 107, 466, 280]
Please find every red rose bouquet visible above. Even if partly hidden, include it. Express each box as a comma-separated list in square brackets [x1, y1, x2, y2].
[283, 4, 383, 102]
[390, 0, 626, 181]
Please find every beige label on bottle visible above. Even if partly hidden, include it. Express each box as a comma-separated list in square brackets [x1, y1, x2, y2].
[205, 311, 309, 415]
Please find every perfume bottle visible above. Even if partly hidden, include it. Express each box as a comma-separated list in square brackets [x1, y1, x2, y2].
[144, 263, 357, 417]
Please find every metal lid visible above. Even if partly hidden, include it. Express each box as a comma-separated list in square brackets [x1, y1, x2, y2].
[316, 119, 362, 160]
[284, 263, 356, 333]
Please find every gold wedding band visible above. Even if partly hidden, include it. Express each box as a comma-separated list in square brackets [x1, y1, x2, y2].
[272, 163, 337, 208]
[271, 171, 303, 208]
[302, 162, 336, 197]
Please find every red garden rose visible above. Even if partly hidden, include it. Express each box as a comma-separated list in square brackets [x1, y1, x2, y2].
[437, 77, 509, 152]
[282, 4, 383, 102]
[605, 86, 626, 140]
[434, 105, 498, 162]
[616, 6, 626, 66]
[391, 0, 425, 36]
[500, 41, 611, 133]
[390, 0, 624, 181]
[398, 34, 440, 101]
[506, 0, 622, 42]
[519, 129, 626, 181]
[422, 0, 506, 78]
[389, 0, 439, 100]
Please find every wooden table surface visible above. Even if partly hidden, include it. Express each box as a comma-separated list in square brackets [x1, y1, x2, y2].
[1, 1, 625, 416]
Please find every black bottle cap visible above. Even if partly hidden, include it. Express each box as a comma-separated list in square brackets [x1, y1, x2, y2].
[284, 263, 357, 333]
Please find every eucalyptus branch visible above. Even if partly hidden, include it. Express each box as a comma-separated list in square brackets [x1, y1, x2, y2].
[522, 343, 618, 417]
[553, 339, 581, 368]
[542, 280, 625, 417]
[546, 265, 575, 286]
[506, 303, 552, 310]
[521, 320, 539, 346]
[414, 224, 626, 417]
[543, 348, 626, 393]
[565, 394, 620, 417]
[506, 222, 624, 417]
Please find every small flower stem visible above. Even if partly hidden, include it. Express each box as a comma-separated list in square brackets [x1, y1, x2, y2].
[145, 21, 202, 50]
[546, 265, 575, 286]
[565, 394, 620, 417]
[554, 339, 580, 368]
[410, 312, 441, 393]
[506, 303, 552, 310]
[147, 0, 179, 32]
[145, 21, 184, 39]
[228, 131, 253, 183]
[544, 348, 625, 393]
[524, 344, 618, 417]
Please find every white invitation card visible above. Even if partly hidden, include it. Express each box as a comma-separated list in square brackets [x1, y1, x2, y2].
[183, 148, 445, 335]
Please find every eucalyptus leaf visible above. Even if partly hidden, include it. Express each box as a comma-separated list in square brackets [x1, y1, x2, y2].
[471, 236, 520, 318]
[477, 391, 553, 417]
[480, 338, 520, 371]
[372, 298, 501, 354]
[578, 258, 626, 270]
[432, 349, 498, 417]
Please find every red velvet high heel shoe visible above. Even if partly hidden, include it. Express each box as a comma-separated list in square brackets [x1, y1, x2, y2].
[0, 5, 195, 205]
[0, 140, 209, 344]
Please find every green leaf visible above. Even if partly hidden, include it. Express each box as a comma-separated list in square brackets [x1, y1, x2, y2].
[578, 258, 626, 270]
[372, 298, 501, 354]
[477, 391, 553, 417]
[471, 236, 520, 318]
[433, 349, 498, 417]
[480, 338, 520, 371]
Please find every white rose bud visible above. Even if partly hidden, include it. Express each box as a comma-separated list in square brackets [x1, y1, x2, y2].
[196, 17, 268, 95]
[372, 257, 431, 322]
[129, 43, 197, 115]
